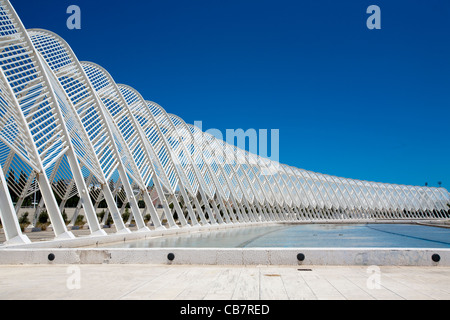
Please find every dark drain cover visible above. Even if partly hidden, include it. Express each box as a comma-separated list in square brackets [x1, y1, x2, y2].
[297, 253, 306, 262]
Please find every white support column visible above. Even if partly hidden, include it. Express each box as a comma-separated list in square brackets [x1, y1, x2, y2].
[180, 193, 195, 226]
[261, 203, 272, 221]
[253, 202, 263, 222]
[210, 198, 224, 224]
[0, 168, 31, 245]
[152, 174, 178, 229]
[14, 173, 35, 214]
[32, 197, 45, 229]
[244, 198, 257, 222]
[117, 166, 149, 232]
[37, 173, 75, 240]
[224, 200, 239, 223]
[141, 189, 164, 229]
[68, 198, 83, 228]
[65, 148, 106, 237]
[198, 188, 217, 225]
[237, 202, 250, 223]
[216, 195, 233, 224]
[188, 190, 209, 225]
[170, 194, 189, 227]
[101, 183, 130, 234]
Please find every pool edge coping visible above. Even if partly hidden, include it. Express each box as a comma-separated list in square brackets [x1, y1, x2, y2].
[1, 220, 449, 267]
[0, 247, 448, 267]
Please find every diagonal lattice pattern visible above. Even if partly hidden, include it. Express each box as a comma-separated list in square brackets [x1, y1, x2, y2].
[0, 0, 448, 244]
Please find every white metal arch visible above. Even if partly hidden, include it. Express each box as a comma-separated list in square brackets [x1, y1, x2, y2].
[28, 29, 145, 234]
[0, 0, 106, 241]
[79, 62, 167, 229]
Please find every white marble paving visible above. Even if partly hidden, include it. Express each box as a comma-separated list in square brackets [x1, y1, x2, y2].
[0, 265, 448, 300]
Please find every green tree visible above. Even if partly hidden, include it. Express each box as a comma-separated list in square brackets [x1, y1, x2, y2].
[19, 212, 29, 225]
[75, 215, 85, 226]
[122, 207, 130, 223]
[97, 210, 106, 221]
[38, 211, 49, 224]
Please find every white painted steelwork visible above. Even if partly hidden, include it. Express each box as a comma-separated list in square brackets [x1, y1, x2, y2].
[0, 0, 448, 244]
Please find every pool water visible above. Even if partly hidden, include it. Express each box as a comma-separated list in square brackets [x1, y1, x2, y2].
[102, 224, 450, 249]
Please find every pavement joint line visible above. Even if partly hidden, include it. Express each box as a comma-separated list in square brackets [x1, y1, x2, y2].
[117, 266, 174, 300]
[0, 265, 449, 300]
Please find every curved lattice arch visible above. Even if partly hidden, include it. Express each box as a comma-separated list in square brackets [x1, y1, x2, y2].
[0, 0, 449, 245]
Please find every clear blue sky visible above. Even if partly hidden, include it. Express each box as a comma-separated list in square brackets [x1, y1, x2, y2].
[10, 0, 450, 188]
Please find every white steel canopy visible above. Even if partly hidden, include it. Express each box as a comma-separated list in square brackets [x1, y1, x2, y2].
[0, 0, 448, 245]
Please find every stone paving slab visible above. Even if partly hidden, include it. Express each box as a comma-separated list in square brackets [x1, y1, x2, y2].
[0, 265, 448, 300]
